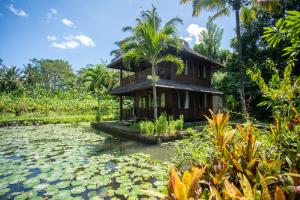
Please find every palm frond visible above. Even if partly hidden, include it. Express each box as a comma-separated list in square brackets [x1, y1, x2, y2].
[122, 26, 134, 32]
[210, 7, 230, 20]
[156, 54, 184, 74]
[165, 17, 183, 27]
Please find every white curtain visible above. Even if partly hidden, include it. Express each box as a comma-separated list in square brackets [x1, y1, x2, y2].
[184, 91, 189, 109]
[185, 60, 188, 75]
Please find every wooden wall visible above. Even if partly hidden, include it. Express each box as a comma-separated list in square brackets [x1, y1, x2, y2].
[130, 88, 213, 121]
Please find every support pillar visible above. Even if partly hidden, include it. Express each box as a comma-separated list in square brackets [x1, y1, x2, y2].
[120, 95, 123, 121]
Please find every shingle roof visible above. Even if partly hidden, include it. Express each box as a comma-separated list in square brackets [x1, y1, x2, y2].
[109, 79, 223, 95]
[107, 46, 224, 71]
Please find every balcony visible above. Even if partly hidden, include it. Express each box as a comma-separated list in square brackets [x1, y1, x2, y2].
[120, 68, 151, 86]
[120, 67, 171, 86]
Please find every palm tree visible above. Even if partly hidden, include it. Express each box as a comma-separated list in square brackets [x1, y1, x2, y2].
[0, 66, 22, 92]
[83, 64, 115, 122]
[180, 0, 281, 116]
[120, 6, 184, 120]
[194, 17, 223, 62]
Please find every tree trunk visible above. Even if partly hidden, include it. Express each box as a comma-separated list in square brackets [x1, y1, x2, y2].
[152, 62, 158, 120]
[281, 0, 286, 19]
[234, 5, 248, 117]
[96, 93, 101, 122]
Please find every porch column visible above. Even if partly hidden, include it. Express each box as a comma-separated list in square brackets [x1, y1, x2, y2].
[120, 95, 123, 121]
[120, 68, 123, 86]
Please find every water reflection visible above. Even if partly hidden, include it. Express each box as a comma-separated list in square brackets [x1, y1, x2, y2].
[94, 131, 174, 161]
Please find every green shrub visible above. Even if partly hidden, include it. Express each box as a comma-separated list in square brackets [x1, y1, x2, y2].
[139, 121, 155, 135]
[174, 114, 184, 131]
[168, 119, 177, 134]
[139, 114, 185, 135]
[155, 113, 168, 135]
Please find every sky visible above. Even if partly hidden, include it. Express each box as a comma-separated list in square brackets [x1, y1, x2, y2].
[0, 0, 236, 71]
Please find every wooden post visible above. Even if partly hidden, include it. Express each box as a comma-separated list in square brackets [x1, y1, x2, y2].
[120, 68, 123, 86]
[120, 95, 123, 121]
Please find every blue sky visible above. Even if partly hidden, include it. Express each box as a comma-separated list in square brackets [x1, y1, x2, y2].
[0, 0, 236, 71]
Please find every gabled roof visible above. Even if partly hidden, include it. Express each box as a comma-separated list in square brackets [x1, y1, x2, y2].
[107, 46, 224, 72]
[109, 79, 223, 95]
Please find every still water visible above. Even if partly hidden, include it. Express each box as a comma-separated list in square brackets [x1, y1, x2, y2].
[0, 123, 174, 199]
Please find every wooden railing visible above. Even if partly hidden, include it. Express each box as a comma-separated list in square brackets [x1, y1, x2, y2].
[120, 68, 152, 86]
[122, 109, 135, 120]
[121, 75, 135, 86]
[120, 67, 172, 86]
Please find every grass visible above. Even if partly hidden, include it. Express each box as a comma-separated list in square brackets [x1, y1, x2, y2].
[0, 113, 117, 127]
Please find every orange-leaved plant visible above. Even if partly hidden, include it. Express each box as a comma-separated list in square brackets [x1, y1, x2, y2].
[205, 109, 234, 157]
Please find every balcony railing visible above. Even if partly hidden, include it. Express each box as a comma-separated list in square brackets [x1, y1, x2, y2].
[120, 68, 152, 86]
[120, 67, 170, 86]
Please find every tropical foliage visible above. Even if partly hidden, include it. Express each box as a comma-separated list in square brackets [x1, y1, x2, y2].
[0, 59, 120, 123]
[147, 111, 300, 199]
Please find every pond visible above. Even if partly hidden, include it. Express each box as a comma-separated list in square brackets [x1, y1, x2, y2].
[0, 123, 173, 200]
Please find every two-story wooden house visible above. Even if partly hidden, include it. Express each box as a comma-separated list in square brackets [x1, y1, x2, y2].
[107, 46, 224, 121]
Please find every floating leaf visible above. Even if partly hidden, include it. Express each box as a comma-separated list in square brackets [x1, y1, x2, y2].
[71, 186, 86, 194]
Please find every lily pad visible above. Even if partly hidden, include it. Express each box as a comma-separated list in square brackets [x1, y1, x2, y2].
[57, 181, 71, 189]
[0, 187, 10, 195]
[71, 186, 86, 194]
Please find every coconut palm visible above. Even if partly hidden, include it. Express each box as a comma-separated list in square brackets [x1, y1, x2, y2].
[120, 6, 184, 120]
[0, 66, 22, 92]
[180, 0, 281, 117]
[194, 16, 224, 62]
[83, 64, 115, 122]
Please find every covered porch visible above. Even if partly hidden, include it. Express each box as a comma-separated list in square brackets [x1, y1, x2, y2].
[110, 79, 223, 121]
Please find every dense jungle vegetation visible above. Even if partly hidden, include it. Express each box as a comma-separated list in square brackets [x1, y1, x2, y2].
[0, 59, 121, 124]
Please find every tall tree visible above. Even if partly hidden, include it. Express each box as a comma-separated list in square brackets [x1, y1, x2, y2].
[180, 0, 281, 116]
[193, 17, 224, 62]
[119, 6, 184, 120]
[23, 59, 75, 91]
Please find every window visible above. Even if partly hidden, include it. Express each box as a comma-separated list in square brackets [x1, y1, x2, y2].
[198, 65, 207, 78]
[199, 93, 207, 108]
[148, 94, 152, 108]
[184, 60, 188, 75]
[138, 97, 142, 108]
[160, 93, 166, 108]
[199, 93, 204, 108]
[139, 96, 146, 109]
[178, 91, 189, 109]
[198, 64, 202, 77]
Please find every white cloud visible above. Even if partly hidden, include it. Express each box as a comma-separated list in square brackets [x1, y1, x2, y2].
[186, 24, 206, 44]
[180, 36, 193, 43]
[47, 8, 57, 20]
[61, 18, 75, 27]
[71, 34, 95, 47]
[7, 4, 28, 17]
[47, 35, 57, 41]
[50, 34, 95, 49]
[52, 40, 79, 49]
